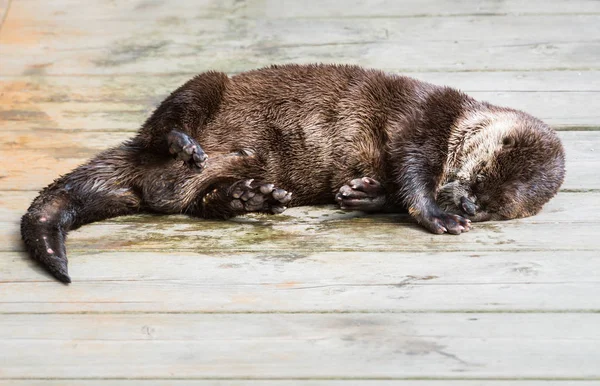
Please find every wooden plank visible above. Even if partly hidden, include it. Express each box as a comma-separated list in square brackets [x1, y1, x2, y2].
[1, 71, 599, 102]
[7, 0, 600, 20]
[0, 313, 599, 378]
[1, 1, 597, 383]
[4, 190, 599, 225]
[2, 38, 597, 76]
[2, 79, 598, 130]
[467, 91, 600, 127]
[3, 207, 600, 254]
[409, 71, 600, 92]
[0, 130, 130, 191]
[3, 189, 600, 251]
[5, 247, 600, 284]
[0, 129, 598, 191]
[243, 0, 600, 18]
[2, 71, 599, 100]
[0, 0, 10, 30]
[1, 250, 599, 312]
[1, 10, 600, 75]
[3, 383, 598, 386]
[2, 73, 599, 132]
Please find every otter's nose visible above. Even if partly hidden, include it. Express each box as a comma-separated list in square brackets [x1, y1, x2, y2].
[460, 196, 477, 216]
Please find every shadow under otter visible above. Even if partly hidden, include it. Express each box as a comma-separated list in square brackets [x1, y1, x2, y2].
[21, 64, 566, 283]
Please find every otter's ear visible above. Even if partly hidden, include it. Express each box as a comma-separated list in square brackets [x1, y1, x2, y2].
[502, 136, 515, 149]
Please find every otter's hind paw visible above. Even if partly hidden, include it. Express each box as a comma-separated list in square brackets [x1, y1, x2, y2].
[420, 211, 472, 235]
[167, 130, 208, 169]
[336, 177, 385, 212]
[229, 179, 292, 214]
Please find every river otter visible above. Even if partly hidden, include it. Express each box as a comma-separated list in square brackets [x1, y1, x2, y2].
[21, 64, 566, 283]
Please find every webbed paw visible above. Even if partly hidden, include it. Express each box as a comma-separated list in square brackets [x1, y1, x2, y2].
[167, 130, 208, 169]
[229, 179, 292, 214]
[335, 177, 385, 212]
[419, 210, 471, 235]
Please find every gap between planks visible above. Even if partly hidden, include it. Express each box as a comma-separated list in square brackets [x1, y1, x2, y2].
[1, 310, 599, 315]
[2, 378, 600, 382]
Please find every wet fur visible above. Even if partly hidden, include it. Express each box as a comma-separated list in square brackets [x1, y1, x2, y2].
[21, 64, 566, 283]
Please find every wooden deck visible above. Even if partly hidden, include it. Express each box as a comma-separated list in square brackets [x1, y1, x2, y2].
[1, 0, 600, 383]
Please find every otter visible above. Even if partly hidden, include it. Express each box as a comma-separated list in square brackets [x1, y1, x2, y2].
[21, 64, 566, 283]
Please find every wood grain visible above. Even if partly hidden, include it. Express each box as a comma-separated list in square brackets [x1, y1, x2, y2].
[0, 0, 11, 30]
[3, 382, 599, 386]
[0, 130, 598, 191]
[1, 250, 599, 313]
[4, 190, 598, 224]
[1, 7, 600, 75]
[2, 0, 599, 381]
[8, 0, 600, 20]
[2, 73, 599, 130]
[0, 313, 598, 379]
[242, 0, 600, 18]
[2, 210, 600, 254]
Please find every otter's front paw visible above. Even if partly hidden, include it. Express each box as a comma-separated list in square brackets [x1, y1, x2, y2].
[229, 179, 292, 214]
[336, 177, 385, 212]
[417, 210, 471, 235]
[167, 130, 208, 169]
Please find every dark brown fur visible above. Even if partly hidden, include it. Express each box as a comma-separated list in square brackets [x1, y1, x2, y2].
[21, 64, 566, 283]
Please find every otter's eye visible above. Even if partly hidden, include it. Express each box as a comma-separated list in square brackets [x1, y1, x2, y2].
[476, 174, 486, 183]
[502, 137, 515, 148]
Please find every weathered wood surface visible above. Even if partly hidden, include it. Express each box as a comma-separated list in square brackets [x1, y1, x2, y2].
[7, 0, 600, 19]
[1, 190, 599, 256]
[2, 73, 600, 130]
[0, 0, 9, 26]
[1, 131, 598, 191]
[2, 250, 599, 313]
[1, 0, 599, 382]
[3, 383, 600, 386]
[1, 191, 599, 313]
[4, 190, 599, 224]
[1, 313, 599, 379]
[1, 0, 600, 75]
[4, 210, 600, 254]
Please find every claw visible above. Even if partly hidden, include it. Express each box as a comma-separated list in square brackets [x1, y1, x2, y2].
[422, 211, 471, 235]
[193, 152, 208, 163]
[271, 206, 287, 214]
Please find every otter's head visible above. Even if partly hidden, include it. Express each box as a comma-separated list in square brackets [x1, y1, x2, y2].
[437, 107, 565, 222]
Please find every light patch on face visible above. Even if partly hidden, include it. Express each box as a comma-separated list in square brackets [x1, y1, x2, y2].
[437, 110, 520, 219]
[445, 110, 519, 183]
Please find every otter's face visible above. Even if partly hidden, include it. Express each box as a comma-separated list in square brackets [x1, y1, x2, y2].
[437, 109, 565, 222]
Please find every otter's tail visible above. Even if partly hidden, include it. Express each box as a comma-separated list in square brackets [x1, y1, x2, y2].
[21, 144, 142, 283]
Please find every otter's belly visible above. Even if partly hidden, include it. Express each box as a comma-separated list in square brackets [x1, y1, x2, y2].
[199, 119, 339, 206]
